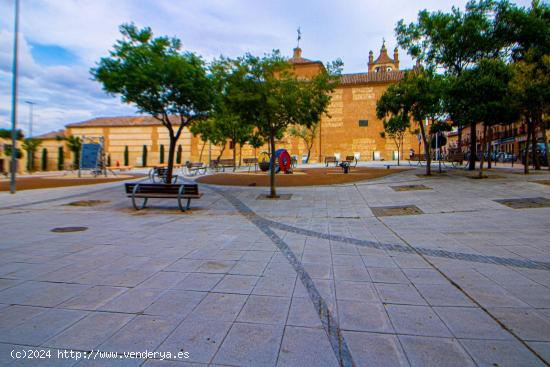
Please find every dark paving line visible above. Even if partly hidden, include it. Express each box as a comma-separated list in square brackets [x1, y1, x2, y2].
[262, 218, 550, 271]
[213, 189, 356, 367]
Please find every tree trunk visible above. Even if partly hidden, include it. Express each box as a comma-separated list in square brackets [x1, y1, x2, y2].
[487, 127, 496, 169]
[232, 142, 237, 172]
[239, 144, 243, 167]
[457, 125, 463, 153]
[524, 118, 531, 174]
[542, 124, 550, 171]
[479, 124, 487, 178]
[418, 120, 431, 175]
[216, 144, 226, 162]
[166, 136, 176, 183]
[468, 121, 477, 171]
[532, 122, 541, 170]
[198, 140, 206, 163]
[269, 134, 277, 198]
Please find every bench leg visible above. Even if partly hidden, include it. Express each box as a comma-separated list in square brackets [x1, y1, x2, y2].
[177, 197, 186, 212]
[131, 196, 148, 210]
[186, 198, 191, 210]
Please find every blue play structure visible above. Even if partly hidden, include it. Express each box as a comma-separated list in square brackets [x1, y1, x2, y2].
[269, 149, 293, 174]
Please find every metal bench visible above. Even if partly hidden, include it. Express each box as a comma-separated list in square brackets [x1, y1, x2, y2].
[408, 154, 428, 166]
[243, 158, 258, 172]
[183, 162, 207, 176]
[325, 156, 338, 167]
[149, 167, 178, 183]
[445, 153, 465, 167]
[212, 159, 236, 172]
[344, 155, 358, 167]
[124, 183, 202, 212]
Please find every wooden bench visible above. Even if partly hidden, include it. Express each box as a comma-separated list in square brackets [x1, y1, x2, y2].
[149, 167, 178, 183]
[325, 156, 338, 167]
[344, 155, 358, 167]
[212, 159, 236, 172]
[183, 162, 207, 176]
[125, 183, 202, 212]
[445, 152, 465, 167]
[243, 158, 258, 172]
[408, 154, 428, 166]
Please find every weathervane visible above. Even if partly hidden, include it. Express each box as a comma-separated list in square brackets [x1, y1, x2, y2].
[297, 26, 302, 48]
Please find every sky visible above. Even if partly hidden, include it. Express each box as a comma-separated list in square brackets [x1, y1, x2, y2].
[0, 0, 534, 136]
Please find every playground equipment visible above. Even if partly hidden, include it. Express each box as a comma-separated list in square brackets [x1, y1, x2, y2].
[270, 149, 293, 174]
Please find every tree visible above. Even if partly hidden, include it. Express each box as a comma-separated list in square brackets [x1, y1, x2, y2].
[396, 0, 509, 169]
[142, 145, 148, 167]
[497, 1, 550, 171]
[60, 135, 81, 169]
[159, 144, 165, 164]
[176, 145, 182, 164]
[377, 69, 445, 175]
[41, 148, 48, 171]
[248, 132, 264, 171]
[57, 146, 64, 170]
[91, 24, 213, 183]
[449, 59, 518, 176]
[288, 124, 318, 164]
[124, 145, 129, 166]
[376, 89, 413, 166]
[22, 138, 42, 172]
[190, 119, 227, 163]
[0, 129, 24, 140]
[220, 52, 341, 197]
[107, 154, 112, 167]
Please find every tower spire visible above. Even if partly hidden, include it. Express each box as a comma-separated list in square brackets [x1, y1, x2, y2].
[296, 26, 302, 48]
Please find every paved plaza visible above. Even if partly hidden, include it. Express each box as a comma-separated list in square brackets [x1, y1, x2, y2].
[1, 166, 550, 366]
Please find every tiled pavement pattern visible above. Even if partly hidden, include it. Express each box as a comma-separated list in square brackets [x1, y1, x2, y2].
[0, 167, 550, 366]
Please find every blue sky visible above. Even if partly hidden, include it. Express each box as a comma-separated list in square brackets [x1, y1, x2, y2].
[0, 0, 534, 136]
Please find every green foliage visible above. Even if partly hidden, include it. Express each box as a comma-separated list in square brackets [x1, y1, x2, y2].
[0, 129, 24, 140]
[41, 148, 48, 171]
[159, 144, 165, 164]
[57, 146, 64, 170]
[4, 146, 23, 159]
[396, 0, 505, 74]
[248, 132, 264, 149]
[63, 135, 82, 168]
[176, 145, 182, 164]
[91, 23, 213, 182]
[124, 145, 129, 166]
[449, 59, 517, 128]
[142, 145, 148, 167]
[22, 138, 42, 172]
[288, 124, 318, 163]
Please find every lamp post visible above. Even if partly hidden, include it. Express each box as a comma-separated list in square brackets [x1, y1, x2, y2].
[25, 101, 36, 138]
[9, 0, 20, 194]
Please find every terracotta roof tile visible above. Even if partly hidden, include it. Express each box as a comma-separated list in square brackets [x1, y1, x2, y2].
[65, 116, 178, 128]
[33, 129, 65, 140]
[340, 71, 404, 85]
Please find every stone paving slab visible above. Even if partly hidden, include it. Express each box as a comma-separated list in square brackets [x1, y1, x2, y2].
[0, 168, 550, 365]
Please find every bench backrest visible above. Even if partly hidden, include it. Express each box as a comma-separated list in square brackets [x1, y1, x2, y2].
[450, 153, 465, 161]
[154, 167, 169, 175]
[218, 159, 234, 165]
[125, 183, 199, 195]
[325, 156, 337, 162]
[345, 155, 355, 161]
[412, 154, 428, 160]
[243, 158, 258, 164]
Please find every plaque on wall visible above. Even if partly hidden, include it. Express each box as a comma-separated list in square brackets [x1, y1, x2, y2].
[358, 120, 369, 127]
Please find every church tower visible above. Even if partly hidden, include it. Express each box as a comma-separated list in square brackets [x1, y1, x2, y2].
[368, 40, 400, 73]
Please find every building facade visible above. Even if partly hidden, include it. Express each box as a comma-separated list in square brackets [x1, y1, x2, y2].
[33, 43, 425, 170]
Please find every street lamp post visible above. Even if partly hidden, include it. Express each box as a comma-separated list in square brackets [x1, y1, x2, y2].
[25, 101, 36, 138]
[9, 0, 20, 194]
